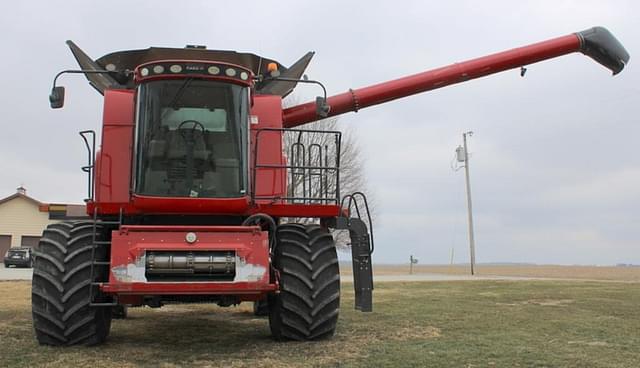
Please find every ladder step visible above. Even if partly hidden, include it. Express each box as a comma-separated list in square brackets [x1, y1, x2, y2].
[87, 215, 118, 307]
[90, 302, 118, 307]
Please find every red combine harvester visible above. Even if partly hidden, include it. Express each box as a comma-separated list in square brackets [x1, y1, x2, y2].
[34, 27, 628, 345]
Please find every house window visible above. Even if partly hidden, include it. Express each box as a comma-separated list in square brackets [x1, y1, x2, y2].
[21, 236, 40, 248]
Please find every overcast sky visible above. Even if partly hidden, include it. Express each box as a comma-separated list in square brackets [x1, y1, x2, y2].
[1, 1, 638, 265]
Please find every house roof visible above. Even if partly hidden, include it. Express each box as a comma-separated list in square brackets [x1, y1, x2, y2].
[0, 192, 45, 209]
[0, 189, 87, 218]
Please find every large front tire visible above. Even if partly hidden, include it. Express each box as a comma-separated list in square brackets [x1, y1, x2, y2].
[31, 221, 112, 346]
[269, 224, 340, 341]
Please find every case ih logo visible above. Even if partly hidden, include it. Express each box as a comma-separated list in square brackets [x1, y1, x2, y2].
[185, 64, 205, 71]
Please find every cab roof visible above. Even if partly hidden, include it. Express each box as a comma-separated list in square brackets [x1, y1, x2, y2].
[67, 40, 314, 97]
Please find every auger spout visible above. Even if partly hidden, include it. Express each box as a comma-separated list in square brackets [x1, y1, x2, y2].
[282, 26, 629, 128]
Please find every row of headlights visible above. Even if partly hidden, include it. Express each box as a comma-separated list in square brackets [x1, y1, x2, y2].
[138, 63, 250, 81]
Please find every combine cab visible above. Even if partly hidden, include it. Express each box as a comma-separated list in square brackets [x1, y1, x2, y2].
[33, 27, 628, 345]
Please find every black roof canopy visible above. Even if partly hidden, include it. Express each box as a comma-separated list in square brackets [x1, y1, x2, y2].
[67, 40, 314, 97]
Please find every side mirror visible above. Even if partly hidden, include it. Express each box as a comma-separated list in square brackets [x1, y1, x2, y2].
[316, 96, 330, 118]
[49, 86, 65, 109]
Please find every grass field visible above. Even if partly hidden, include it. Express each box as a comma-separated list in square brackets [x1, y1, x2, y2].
[350, 264, 640, 282]
[1, 280, 639, 367]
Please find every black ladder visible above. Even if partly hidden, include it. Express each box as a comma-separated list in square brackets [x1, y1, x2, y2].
[88, 209, 122, 307]
[331, 192, 374, 312]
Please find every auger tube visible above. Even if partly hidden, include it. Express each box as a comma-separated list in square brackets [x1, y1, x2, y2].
[282, 26, 629, 128]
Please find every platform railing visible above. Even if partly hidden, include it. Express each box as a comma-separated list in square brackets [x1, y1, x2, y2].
[252, 127, 342, 205]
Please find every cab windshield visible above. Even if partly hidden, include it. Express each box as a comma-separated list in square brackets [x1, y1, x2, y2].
[135, 79, 248, 198]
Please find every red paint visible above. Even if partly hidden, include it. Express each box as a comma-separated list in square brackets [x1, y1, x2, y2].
[96, 90, 135, 203]
[282, 34, 582, 127]
[131, 195, 251, 214]
[86, 200, 342, 219]
[250, 95, 287, 202]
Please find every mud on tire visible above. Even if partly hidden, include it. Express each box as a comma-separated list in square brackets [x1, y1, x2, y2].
[269, 223, 340, 341]
[31, 221, 112, 346]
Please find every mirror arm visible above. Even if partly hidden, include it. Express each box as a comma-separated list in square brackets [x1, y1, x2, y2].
[259, 75, 330, 118]
[50, 69, 132, 109]
[51, 69, 131, 90]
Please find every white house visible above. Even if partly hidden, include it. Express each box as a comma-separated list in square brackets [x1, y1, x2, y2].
[0, 186, 86, 256]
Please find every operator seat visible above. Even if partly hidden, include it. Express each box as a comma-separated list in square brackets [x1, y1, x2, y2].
[143, 126, 170, 195]
[202, 132, 240, 196]
[166, 130, 210, 161]
[165, 128, 212, 195]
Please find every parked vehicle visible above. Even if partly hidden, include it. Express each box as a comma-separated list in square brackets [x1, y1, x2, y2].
[4, 247, 33, 268]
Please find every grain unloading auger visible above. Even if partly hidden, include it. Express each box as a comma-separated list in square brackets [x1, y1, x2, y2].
[283, 27, 629, 127]
[35, 26, 628, 345]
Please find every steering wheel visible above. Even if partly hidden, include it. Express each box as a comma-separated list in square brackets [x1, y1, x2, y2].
[177, 120, 206, 142]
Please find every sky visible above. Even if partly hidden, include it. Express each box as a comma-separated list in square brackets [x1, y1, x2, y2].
[0, 1, 638, 265]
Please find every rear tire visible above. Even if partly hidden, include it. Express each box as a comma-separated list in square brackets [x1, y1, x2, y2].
[112, 305, 128, 319]
[269, 224, 340, 341]
[253, 299, 269, 317]
[31, 221, 112, 346]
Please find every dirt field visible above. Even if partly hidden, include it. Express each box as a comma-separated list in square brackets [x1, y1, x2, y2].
[1, 280, 639, 367]
[341, 264, 640, 282]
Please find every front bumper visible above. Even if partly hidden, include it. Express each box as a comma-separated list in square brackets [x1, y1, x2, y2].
[100, 225, 276, 301]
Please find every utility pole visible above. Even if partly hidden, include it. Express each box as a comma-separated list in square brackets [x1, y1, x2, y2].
[449, 246, 455, 266]
[456, 131, 476, 275]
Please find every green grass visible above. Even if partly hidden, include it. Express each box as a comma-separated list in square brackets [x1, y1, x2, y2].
[1, 280, 639, 367]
